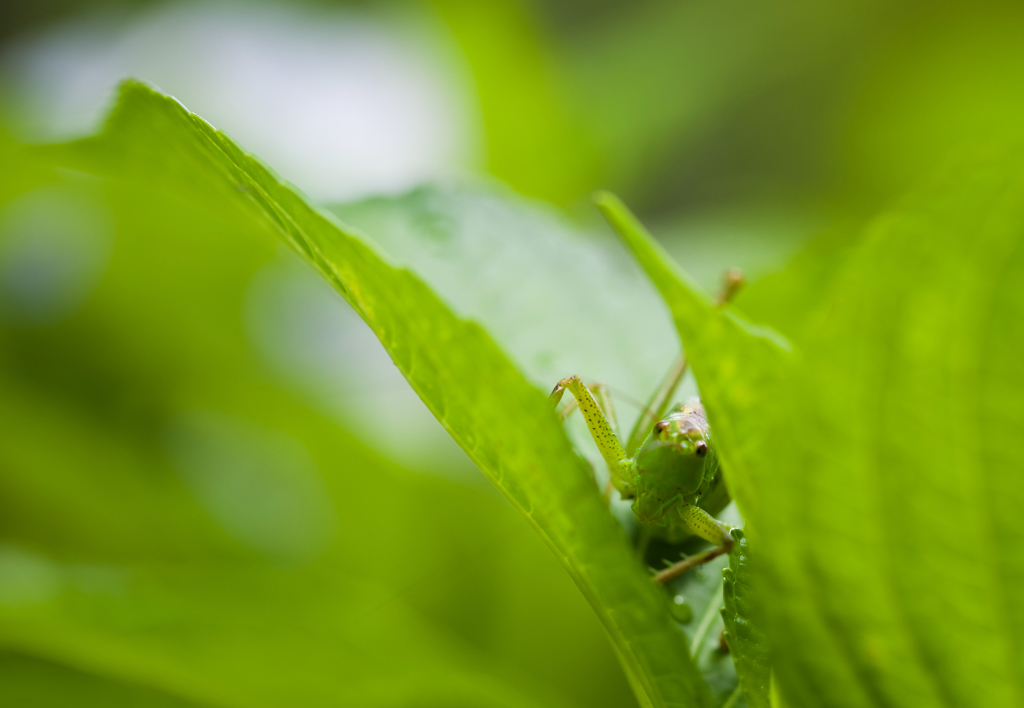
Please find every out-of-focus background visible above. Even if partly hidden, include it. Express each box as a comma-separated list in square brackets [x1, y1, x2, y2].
[1, 1, 1022, 706]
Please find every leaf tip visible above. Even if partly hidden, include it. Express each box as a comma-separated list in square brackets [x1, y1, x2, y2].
[115, 77, 158, 100]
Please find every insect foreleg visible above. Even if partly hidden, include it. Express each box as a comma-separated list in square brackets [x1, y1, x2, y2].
[652, 505, 734, 583]
[550, 375, 634, 493]
[588, 382, 620, 438]
[555, 382, 620, 438]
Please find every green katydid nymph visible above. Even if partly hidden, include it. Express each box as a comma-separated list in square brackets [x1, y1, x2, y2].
[550, 263, 744, 584]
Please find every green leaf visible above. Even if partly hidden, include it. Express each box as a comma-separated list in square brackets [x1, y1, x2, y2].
[754, 149, 1024, 708]
[721, 529, 769, 708]
[599, 147, 1024, 707]
[41, 81, 715, 708]
[0, 651, 204, 707]
[0, 544, 553, 707]
[433, 0, 601, 204]
[0, 134, 634, 706]
[326, 183, 679, 404]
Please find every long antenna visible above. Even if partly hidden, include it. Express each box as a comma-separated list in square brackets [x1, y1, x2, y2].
[625, 268, 747, 455]
[603, 385, 659, 421]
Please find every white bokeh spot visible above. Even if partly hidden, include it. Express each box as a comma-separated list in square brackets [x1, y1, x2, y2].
[1, 1, 481, 202]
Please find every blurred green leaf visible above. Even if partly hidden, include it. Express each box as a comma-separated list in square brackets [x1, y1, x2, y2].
[839, 3, 1024, 204]
[561, 0, 876, 211]
[37, 81, 717, 708]
[599, 145, 1024, 707]
[432, 0, 601, 204]
[0, 651, 203, 707]
[0, 118, 633, 706]
[0, 548, 554, 707]
[754, 148, 1024, 708]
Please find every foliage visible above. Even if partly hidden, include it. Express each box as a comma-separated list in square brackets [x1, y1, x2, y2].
[0, 93, 635, 707]
[601, 151, 1024, 707]
[76, 81, 714, 707]
[1, 2, 1023, 703]
[721, 529, 769, 708]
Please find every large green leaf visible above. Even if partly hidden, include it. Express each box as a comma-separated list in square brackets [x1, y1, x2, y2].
[433, 0, 600, 205]
[0, 651, 203, 707]
[0, 135, 632, 706]
[38, 81, 715, 708]
[0, 546, 548, 707]
[599, 148, 1024, 707]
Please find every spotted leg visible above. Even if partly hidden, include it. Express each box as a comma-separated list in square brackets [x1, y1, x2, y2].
[550, 375, 635, 495]
[652, 505, 734, 583]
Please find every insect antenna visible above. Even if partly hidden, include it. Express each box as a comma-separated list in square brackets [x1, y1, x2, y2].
[602, 385, 658, 422]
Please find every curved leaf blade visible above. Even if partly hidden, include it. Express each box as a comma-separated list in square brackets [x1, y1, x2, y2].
[46, 82, 715, 708]
[597, 150, 1024, 708]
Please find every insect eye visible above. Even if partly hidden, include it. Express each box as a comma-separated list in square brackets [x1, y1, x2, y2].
[695, 441, 708, 457]
[654, 421, 669, 435]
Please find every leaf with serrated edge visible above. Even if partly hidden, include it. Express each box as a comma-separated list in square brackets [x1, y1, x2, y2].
[721, 529, 769, 708]
[597, 145, 1024, 708]
[40, 82, 715, 708]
